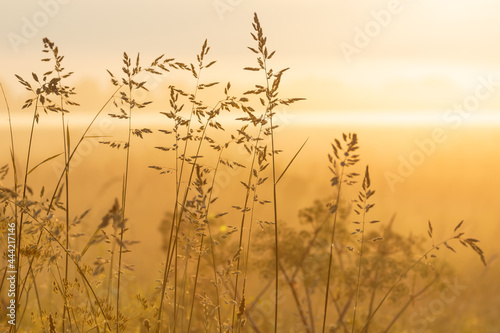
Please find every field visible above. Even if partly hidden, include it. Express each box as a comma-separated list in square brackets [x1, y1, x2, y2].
[1, 7, 499, 333]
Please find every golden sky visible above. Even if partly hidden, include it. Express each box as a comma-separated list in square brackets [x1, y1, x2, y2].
[2, 0, 500, 112]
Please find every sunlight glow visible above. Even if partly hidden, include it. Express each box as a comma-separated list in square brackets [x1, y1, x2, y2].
[4, 111, 500, 128]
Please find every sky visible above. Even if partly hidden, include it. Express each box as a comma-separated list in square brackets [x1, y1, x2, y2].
[2, 0, 500, 113]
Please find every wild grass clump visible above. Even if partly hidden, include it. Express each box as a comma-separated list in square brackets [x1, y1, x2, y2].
[0, 13, 487, 333]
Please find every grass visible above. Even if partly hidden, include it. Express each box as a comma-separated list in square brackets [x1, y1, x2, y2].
[322, 133, 360, 332]
[0, 13, 488, 333]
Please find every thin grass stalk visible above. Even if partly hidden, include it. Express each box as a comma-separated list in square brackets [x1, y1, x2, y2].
[231, 120, 264, 330]
[246, 14, 302, 330]
[203, 151, 227, 332]
[173, 235, 179, 331]
[231, 15, 278, 327]
[1, 83, 18, 210]
[321, 166, 345, 333]
[322, 134, 360, 332]
[61, 109, 70, 332]
[156, 112, 181, 331]
[54, 67, 72, 332]
[182, 239, 193, 332]
[177, 236, 192, 332]
[256, 50, 280, 332]
[107, 224, 117, 300]
[240, 165, 259, 324]
[53, 240, 75, 333]
[267, 76, 279, 333]
[166, 98, 181, 330]
[1, 83, 19, 306]
[12, 95, 39, 333]
[232, 13, 283, 328]
[0, 268, 6, 296]
[351, 168, 370, 332]
[187, 148, 224, 333]
[157, 60, 203, 331]
[185, 218, 202, 329]
[116, 79, 134, 332]
[40, 213, 73, 331]
[206, 203, 223, 333]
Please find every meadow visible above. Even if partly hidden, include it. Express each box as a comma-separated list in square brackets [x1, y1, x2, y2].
[0, 13, 495, 333]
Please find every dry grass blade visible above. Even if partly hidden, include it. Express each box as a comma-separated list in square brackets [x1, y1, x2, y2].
[27, 153, 63, 175]
[276, 137, 309, 185]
